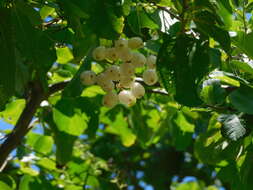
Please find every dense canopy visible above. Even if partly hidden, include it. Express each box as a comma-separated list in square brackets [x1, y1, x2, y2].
[1, 0, 253, 190]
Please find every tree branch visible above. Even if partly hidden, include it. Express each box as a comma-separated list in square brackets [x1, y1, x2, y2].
[0, 81, 69, 171]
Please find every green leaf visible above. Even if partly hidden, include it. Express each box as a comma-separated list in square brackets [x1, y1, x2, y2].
[0, 181, 12, 190]
[26, 133, 53, 154]
[105, 112, 136, 147]
[40, 6, 55, 19]
[19, 175, 40, 190]
[232, 32, 253, 59]
[229, 85, 253, 114]
[56, 47, 74, 64]
[173, 35, 202, 106]
[217, 162, 241, 190]
[171, 111, 195, 151]
[194, 11, 231, 53]
[200, 79, 226, 105]
[0, 99, 25, 125]
[0, 174, 16, 190]
[127, 6, 158, 35]
[209, 71, 242, 87]
[62, 54, 93, 98]
[194, 114, 241, 164]
[175, 181, 204, 190]
[34, 136, 54, 154]
[218, 114, 246, 141]
[53, 98, 89, 136]
[13, 1, 56, 75]
[0, 8, 16, 109]
[231, 60, 253, 77]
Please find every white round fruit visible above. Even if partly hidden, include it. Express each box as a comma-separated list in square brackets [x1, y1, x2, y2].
[105, 65, 120, 81]
[119, 75, 134, 88]
[80, 70, 96, 85]
[96, 73, 107, 85]
[143, 69, 158, 86]
[128, 37, 143, 49]
[130, 82, 145, 99]
[115, 38, 128, 48]
[118, 90, 136, 106]
[146, 55, 157, 69]
[119, 62, 135, 76]
[131, 52, 146, 68]
[105, 47, 118, 61]
[103, 92, 118, 108]
[100, 80, 115, 92]
[117, 47, 133, 62]
[92, 46, 106, 61]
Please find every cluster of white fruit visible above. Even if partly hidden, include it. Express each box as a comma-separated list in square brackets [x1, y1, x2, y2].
[80, 37, 158, 108]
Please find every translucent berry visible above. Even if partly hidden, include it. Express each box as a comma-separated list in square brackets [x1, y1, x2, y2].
[103, 92, 118, 108]
[128, 37, 143, 49]
[105, 65, 120, 81]
[143, 69, 158, 86]
[119, 62, 135, 76]
[117, 47, 133, 62]
[118, 90, 136, 106]
[96, 73, 107, 85]
[146, 55, 157, 69]
[115, 38, 128, 48]
[92, 46, 106, 61]
[100, 80, 115, 92]
[80, 70, 96, 85]
[130, 82, 145, 99]
[131, 52, 146, 68]
[119, 75, 134, 88]
[105, 47, 118, 61]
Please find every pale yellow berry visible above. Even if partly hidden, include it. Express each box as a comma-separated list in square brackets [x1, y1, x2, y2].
[103, 92, 118, 108]
[146, 55, 157, 69]
[119, 75, 134, 88]
[143, 69, 158, 86]
[119, 62, 135, 76]
[115, 38, 128, 48]
[130, 82, 145, 99]
[96, 73, 107, 85]
[92, 46, 106, 61]
[105, 65, 120, 81]
[80, 70, 96, 85]
[105, 47, 118, 61]
[100, 80, 115, 92]
[117, 47, 133, 62]
[128, 37, 143, 49]
[118, 90, 136, 106]
[131, 52, 146, 68]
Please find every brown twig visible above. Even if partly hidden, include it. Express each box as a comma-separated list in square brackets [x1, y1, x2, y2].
[0, 81, 69, 171]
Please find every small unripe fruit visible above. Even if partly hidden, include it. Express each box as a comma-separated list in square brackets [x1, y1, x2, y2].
[143, 69, 158, 85]
[105, 65, 120, 81]
[128, 37, 143, 49]
[118, 90, 136, 106]
[115, 38, 128, 48]
[146, 55, 156, 69]
[103, 92, 118, 108]
[131, 82, 145, 99]
[105, 47, 118, 61]
[92, 46, 106, 61]
[80, 70, 96, 85]
[119, 62, 135, 76]
[131, 52, 146, 68]
[117, 47, 133, 62]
